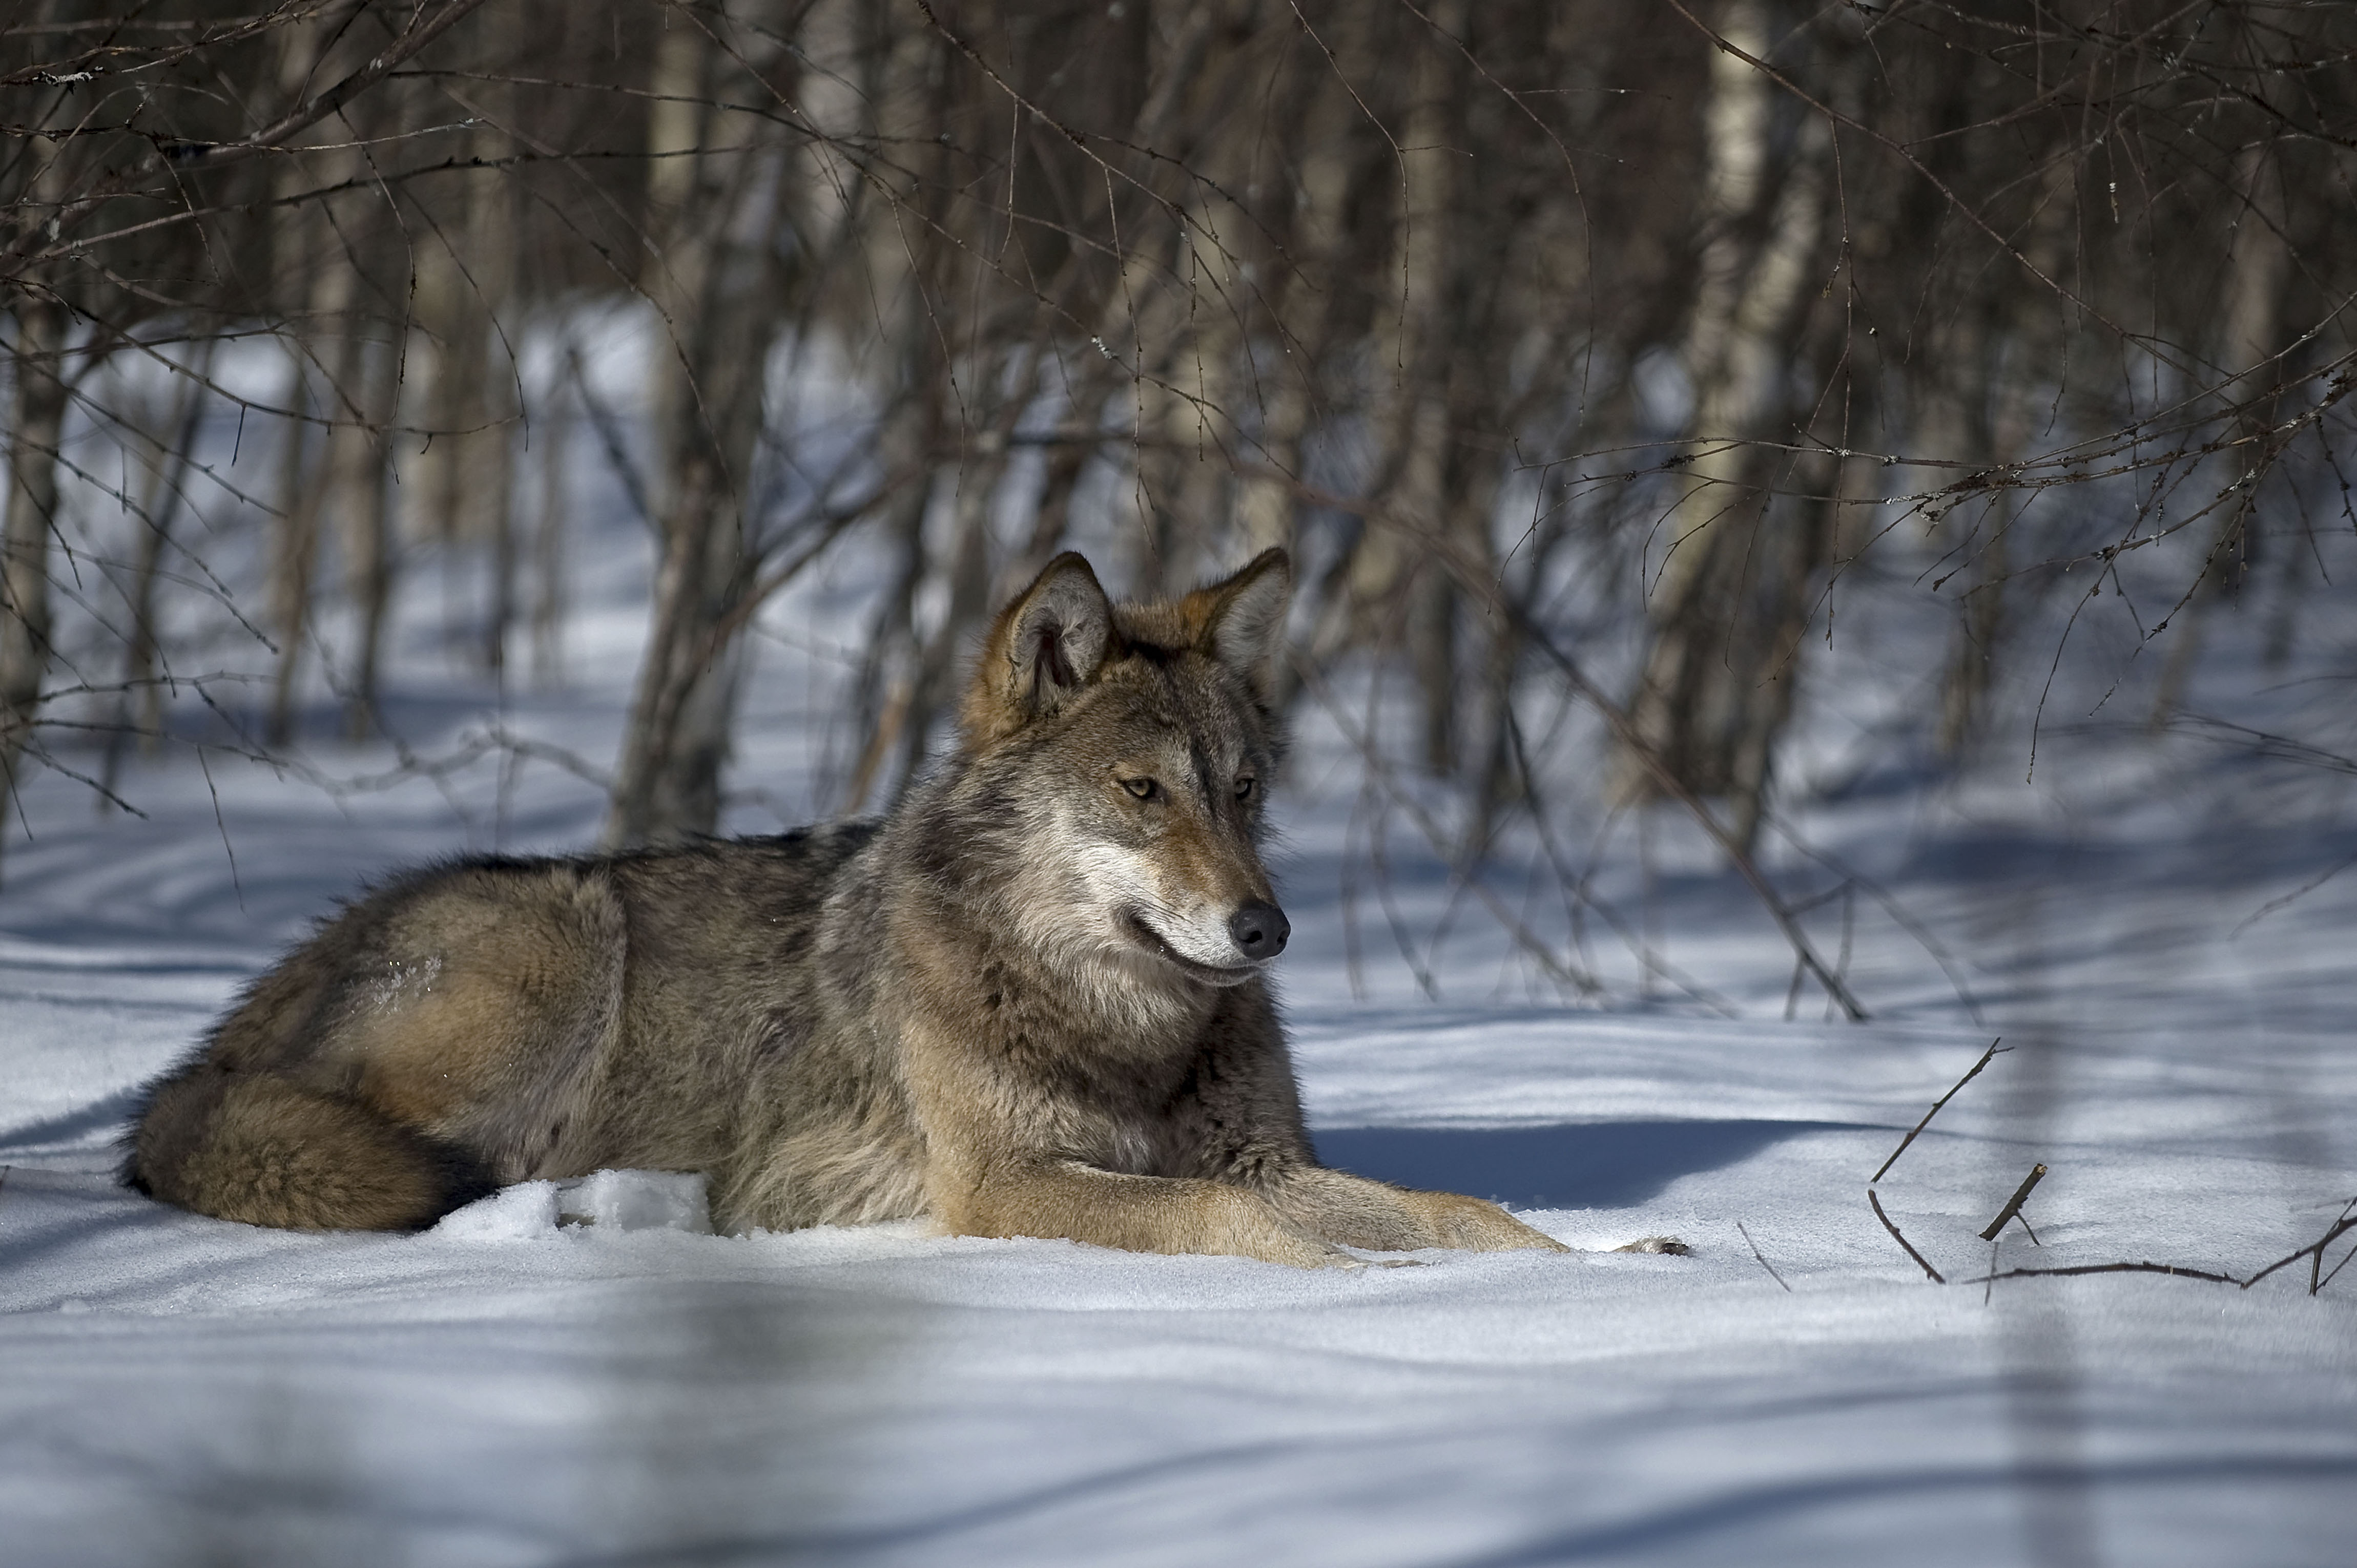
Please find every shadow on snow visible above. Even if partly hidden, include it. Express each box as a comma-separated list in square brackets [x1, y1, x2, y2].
[1311, 1119, 1849, 1209]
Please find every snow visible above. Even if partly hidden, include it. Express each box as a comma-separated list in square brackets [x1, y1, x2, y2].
[424, 1170, 715, 1242]
[7, 772, 2352, 1567]
[5, 506, 2355, 1565]
[552, 1169, 716, 1235]
[432, 1180, 566, 1242]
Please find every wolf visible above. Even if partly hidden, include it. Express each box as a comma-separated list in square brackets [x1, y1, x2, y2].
[123, 550, 1594, 1268]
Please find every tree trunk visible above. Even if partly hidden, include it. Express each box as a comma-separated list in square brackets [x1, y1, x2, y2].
[262, 17, 333, 747]
[1, 292, 69, 873]
[1937, 155, 2075, 756]
[1621, 1, 1834, 842]
[339, 327, 403, 739]
[1321, 0, 1460, 756]
[409, 145, 514, 669]
[894, 436, 1006, 793]
[2149, 137, 2290, 728]
[1239, 54, 1360, 718]
[0, 32, 76, 884]
[605, 3, 794, 847]
[528, 370, 572, 689]
[466, 110, 520, 677]
[104, 349, 213, 793]
[839, 374, 945, 818]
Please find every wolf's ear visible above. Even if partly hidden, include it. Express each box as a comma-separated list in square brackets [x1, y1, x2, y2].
[963, 552, 1114, 742]
[1185, 548, 1293, 704]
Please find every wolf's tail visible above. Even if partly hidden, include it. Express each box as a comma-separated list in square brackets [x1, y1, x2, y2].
[123, 1063, 495, 1231]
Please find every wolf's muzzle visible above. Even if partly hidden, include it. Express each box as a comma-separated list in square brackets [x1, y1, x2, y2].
[1228, 900, 1290, 961]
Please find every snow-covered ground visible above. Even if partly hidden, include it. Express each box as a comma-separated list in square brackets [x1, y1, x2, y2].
[4, 462, 2354, 1564]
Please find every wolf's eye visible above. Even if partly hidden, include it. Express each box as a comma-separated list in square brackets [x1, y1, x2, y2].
[1122, 777, 1158, 801]
[1234, 776, 1256, 801]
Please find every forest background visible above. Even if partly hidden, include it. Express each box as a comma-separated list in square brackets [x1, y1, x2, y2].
[4, 0, 2354, 1007]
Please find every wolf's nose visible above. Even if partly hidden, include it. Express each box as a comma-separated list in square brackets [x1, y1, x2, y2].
[1229, 900, 1290, 960]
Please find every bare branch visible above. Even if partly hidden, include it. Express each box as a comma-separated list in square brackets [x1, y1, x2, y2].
[1874, 1040, 2008, 1185]
[1869, 1189, 1945, 1284]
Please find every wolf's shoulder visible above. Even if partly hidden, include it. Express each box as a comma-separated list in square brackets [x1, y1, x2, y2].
[567, 822, 887, 951]
[602, 820, 882, 891]
[710, 819, 883, 865]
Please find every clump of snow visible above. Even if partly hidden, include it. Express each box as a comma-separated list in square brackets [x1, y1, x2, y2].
[430, 1179, 561, 1241]
[430, 1171, 716, 1240]
[555, 1169, 713, 1234]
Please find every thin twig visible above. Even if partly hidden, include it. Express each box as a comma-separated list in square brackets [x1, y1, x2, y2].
[2240, 1199, 2357, 1296]
[175, 0, 498, 169]
[4, 0, 497, 274]
[1965, 1261, 2242, 1287]
[1736, 1220, 1791, 1292]
[1873, 1039, 2006, 1184]
[1869, 1188, 1944, 1283]
[1977, 1163, 2048, 1242]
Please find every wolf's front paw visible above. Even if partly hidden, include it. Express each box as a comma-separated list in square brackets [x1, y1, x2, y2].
[1261, 1227, 1376, 1270]
[1423, 1192, 1572, 1253]
[1611, 1235, 1690, 1255]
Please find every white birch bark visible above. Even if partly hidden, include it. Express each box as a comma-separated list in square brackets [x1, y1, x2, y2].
[1623, 0, 1832, 813]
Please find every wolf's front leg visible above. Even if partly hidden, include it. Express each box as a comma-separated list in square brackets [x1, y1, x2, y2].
[940, 1158, 1363, 1269]
[1259, 1166, 1569, 1254]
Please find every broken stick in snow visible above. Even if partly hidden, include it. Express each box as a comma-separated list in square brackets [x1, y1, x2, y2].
[1737, 1220, 1792, 1292]
[1869, 1189, 1945, 1283]
[1978, 1163, 2048, 1241]
[1873, 1038, 2005, 1184]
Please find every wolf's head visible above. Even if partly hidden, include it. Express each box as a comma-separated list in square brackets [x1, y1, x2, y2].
[954, 549, 1293, 990]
